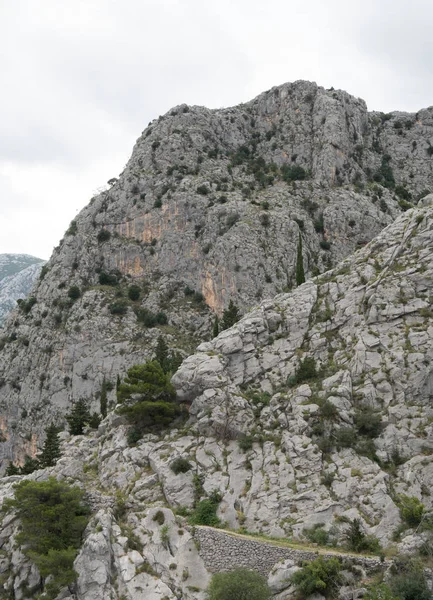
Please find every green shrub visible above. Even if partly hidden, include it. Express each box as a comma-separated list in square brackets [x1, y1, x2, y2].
[398, 495, 424, 527]
[296, 356, 317, 383]
[320, 240, 331, 250]
[281, 164, 307, 182]
[207, 568, 271, 600]
[390, 570, 430, 600]
[291, 556, 342, 597]
[66, 220, 78, 235]
[171, 457, 192, 474]
[345, 518, 381, 554]
[189, 491, 222, 527]
[18, 296, 37, 314]
[196, 185, 209, 195]
[135, 308, 168, 327]
[67, 286, 81, 301]
[354, 409, 382, 438]
[128, 285, 141, 301]
[364, 583, 398, 600]
[3, 478, 89, 600]
[153, 510, 165, 525]
[238, 435, 254, 452]
[97, 229, 111, 243]
[303, 524, 330, 546]
[98, 271, 119, 286]
[109, 300, 128, 315]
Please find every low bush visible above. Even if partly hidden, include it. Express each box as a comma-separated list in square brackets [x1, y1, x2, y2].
[207, 568, 271, 600]
[97, 229, 111, 243]
[291, 556, 342, 597]
[189, 491, 222, 527]
[170, 457, 192, 474]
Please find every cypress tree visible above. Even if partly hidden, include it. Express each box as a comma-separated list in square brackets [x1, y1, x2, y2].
[220, 301, 241, 331]
[155, 336, 169, 372]
[212, 316, 219, 338]
[295, 232, 305, 286]
[100, 378, 108, 418]
[39, 423, 62, 468]
[66, 399, 91, 435]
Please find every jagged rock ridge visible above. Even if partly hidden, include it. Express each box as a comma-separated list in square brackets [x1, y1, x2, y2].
[0, 79, 432, 465]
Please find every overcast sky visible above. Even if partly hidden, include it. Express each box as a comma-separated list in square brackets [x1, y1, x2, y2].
[1, 0, 433, 259]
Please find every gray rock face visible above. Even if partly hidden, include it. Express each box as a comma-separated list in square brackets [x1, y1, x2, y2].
[1, 81, 433, 464]
[0, 254, 45, 326]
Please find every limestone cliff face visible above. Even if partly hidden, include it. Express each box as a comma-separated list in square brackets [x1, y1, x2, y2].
[172, 197, 433, 546]
[0, 80, 432, 465]
[0, 201, 433, 599]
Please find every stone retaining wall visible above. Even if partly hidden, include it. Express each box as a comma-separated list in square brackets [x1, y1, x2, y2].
[194, 526, 385, 577]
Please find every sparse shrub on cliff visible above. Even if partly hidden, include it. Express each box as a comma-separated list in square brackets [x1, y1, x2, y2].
[66, 220, 78, 235]
[295, 356, 317, 384]
[170, 457, 192, 474]
[98, 270, 119, 286]
[398, 495, 425, 527]
[97, 229, 111, 243]
[291, 556, 342, 597]
[135, 308, 168, 327]
[296, 232, 305, 286]
[189, 490, 222, 527]
[128, 285, 141, 301]
[67, 285, 81, 301]
[109, 300, 128, 315]
[207, 568, 271, 600]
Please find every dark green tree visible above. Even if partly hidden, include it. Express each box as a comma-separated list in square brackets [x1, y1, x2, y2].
[220, 300, 241, 331]
[5, 462, 19, 476]
[100, 378, 108, 418]
[295, 232, 305, 286]
[3, 477, 89, 599]
[20, 455, 40, 475]
[117, 361, 179, 438]
[291, 556, 342, 597]
[207, 568, 271, 600]
[66, 398, 91, 435]
[212, 316, 219, 338]
[155, 336, 169, 372]
[38, 424, 62, 468]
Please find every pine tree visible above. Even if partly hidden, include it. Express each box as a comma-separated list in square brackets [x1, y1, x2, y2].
[295, 232, 305, 286]
[212, 316, 219, 338]
[38, 424, 62, 468]
[220, 301, 240, 331]
[155, 336, 169, 372]
[66, 398, 91, 435]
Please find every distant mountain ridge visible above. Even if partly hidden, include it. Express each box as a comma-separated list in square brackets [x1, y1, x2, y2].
[0, 254, 45, 326]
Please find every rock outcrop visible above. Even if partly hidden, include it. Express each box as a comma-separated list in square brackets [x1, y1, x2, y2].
[0, 81, 433, 464]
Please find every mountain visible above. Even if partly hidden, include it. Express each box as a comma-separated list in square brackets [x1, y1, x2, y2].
[0, 199, 432, 600]
[0, 254, 45, 326]
[0, 80, 432, 467]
